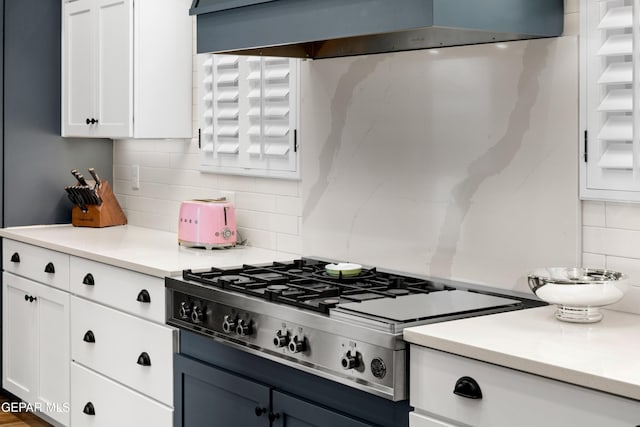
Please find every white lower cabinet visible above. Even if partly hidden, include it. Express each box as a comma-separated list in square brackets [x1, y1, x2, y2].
[410, 412, 456, 427]
[2, 272, 70, 426]
[71, 362, 172, 427]
[71, 295, 176, 405]
[2, 238, 177, 427]
[410, 345, 640, 427]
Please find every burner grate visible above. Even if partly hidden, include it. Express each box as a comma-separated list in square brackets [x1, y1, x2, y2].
[182, 259, 459, 314]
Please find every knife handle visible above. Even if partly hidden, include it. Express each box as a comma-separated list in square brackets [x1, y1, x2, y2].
[76, 173, 89, 187]
[88, 168, 101, 187]
[71, 169, 83, 185]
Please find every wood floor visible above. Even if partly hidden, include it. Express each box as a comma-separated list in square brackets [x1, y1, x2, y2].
[0, 393, 52, 427]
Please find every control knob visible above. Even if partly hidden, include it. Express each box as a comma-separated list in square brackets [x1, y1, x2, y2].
[273, 331, 288, 348]
[179, 302, 191, 319]
[191, 305, 205, 323]
[236, 319, 252, 336]
[222, 315, 237, 333]
[288, 336, 306, 353]
[341, 350, 360, 370]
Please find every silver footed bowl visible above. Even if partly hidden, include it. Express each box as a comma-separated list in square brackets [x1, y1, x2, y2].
[527, 267, 629, 323]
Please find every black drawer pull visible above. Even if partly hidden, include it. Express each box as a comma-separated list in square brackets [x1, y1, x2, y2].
[23, 294, 36, 303]
[82, 273, 95, 286]
[83, 330, 95, 343]
[10, 252, 20, 263]
[453, 376, 483, 399]
[44, 262, 55, 274]
[137, 352, 151, 366]
[82, 402, 95, 416]
[136, 289, 151, 303]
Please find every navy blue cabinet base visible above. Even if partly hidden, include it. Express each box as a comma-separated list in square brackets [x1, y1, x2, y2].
[175, 331, 410, 427]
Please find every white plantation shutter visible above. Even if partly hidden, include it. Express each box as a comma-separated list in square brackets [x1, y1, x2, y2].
[581, 0, 640, 200]
[198, 53, 300, 180]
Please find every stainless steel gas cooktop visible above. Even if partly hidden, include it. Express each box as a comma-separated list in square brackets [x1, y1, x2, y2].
[165, 258, 543, 401]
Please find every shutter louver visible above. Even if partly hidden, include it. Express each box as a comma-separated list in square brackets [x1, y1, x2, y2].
[582, 0, 640, 198]
[198, 53, 299, 179]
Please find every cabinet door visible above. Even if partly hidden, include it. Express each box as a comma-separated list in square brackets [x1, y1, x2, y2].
[35, 282, 70, 426]
[272, 391, 371, 427]
[174, 354, 270, 427]
[2, 273, 37, 403]
[62, 0, 96, 137]
[95, 0, 133, 137]
[2, 273, 70, 425]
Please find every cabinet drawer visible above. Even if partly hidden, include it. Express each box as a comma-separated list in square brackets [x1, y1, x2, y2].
[71, 296, 176, 406]
[3, 240, 70, 291]
[410, 345, 639, 427]
[70, 256, 165, 323]
[71, 362, 172, 427]
[410, 412, 456, 427]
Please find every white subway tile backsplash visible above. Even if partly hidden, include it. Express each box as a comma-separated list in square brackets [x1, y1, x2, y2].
[606, 256, 640, 284]
[582, 226, 606, 254]
[237, 227, 277, 250]
[601, 228, 640, 259]
[605, 202, 640, 231]
[235, 192, 277, 212]
[270, 213, 299, 235]
[277, 233, 302, 255]
[217, 175, 257, 193]
[582, 252, 605, 269]
[275, 196, 303, 216]
[564, 0, 578, 14]
[170, 152, 201, 170]
[562, 12, 579, 37]
[254, 178, 299, 197]
[582, 201, 605, 227]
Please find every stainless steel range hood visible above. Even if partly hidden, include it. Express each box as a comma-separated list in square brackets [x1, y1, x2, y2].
[190, 0, 564, 59]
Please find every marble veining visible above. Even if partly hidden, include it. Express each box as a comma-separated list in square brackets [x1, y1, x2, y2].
[303, 55, 389, 221]
[431, 40, 550, 278]
[301, 37, 580, 292]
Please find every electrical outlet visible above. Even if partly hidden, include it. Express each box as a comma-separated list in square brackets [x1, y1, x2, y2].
[131, 164, 140, 190]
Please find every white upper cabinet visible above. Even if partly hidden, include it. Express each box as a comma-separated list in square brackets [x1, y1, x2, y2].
[581, 0, 640, 201]
[62, 0, 192, 139]
[199, 54, 300, 179]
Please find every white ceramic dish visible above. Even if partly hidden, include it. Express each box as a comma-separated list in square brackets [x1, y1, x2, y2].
[325, 262, 362, 277]
[527, 267, 630, 323]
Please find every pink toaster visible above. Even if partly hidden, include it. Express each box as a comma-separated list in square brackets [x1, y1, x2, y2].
[178, 199, 237, 248]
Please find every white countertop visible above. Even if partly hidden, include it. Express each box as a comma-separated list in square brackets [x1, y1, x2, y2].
[404, 305, 640, 401]
[0, 224, 298, 277]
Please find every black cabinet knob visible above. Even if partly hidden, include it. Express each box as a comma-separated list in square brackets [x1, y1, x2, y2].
[268, 412, 280, 422]
[24, 294, 28, 301]
[86, 118, 91, 125]
[137, 352, 151, 366]
[254, 407, 267, 417]
[136, 289, 151, 303]
[28, 296, 36, 303]
[82, 402, 95, 416]
[86, 118, 98, 125]
[83, 330, 95, 343]
[44, 262, 55, 274]
[10, 252, 20, 263]
[453, 376, 483, 399]
[82, 273, 95, 286]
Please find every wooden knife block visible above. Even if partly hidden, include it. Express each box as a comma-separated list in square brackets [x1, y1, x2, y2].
[71, 181, 127, 228]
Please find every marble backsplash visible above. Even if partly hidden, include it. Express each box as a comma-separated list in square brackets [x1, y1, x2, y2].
[300, 36, 580, 293]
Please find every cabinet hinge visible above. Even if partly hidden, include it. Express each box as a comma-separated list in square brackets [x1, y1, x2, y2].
[294, 129, 298, 153]
[583, 130, 588, 163]
[198, 128, 201, 149]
